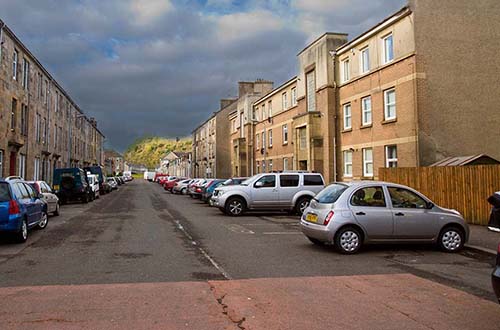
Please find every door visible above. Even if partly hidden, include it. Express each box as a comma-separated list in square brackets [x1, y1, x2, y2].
[349, 186, 394, 239]
[251, 175, 279, 209]
[16, 183, 35, 225]
[24, 183, 43, 224]
[41, 182, 57, 213]
[387, 186, 437, 239]
[278, 174, 300, 207]
[9, 152, 17, 176]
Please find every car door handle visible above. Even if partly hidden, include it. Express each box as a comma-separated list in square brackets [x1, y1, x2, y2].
[356, 212, 366, 216]
[395, 212, 405, 216]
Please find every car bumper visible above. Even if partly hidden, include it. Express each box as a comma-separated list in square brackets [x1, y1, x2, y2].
[211, 194, 228, 208]
[493, 266, 500, 304]
[300, 219, 334, 243]
[0, 215, 22, 233]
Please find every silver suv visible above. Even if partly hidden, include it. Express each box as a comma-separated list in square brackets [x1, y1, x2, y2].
[211, 172, 325, 216]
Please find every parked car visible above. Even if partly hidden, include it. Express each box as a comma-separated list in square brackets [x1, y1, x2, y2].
[107, 177, 118, 190]
[84, 166, 107, 195]
[190, 179, 209, 199]
[27, 181, 60, 216]
[87, 174, 100, 200]
[164, 177, 184, 192]
[159, 176, 174, 186]
[172, 179, 193, 195]
[300, 181, 470, 254]
[221, 177, 248, 186]
[53, 168, 93, 204]
[212, 172, 325, 216]
[144, 171, 156, 182]
[0, 179, 48, 243]
[493, 243, 500, 304]
[202, 179, 225, 203]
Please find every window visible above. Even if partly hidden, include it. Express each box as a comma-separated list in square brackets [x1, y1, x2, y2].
[34, 158, 40, 181]
[262, 160, 266, 172]
[383, 33, 394, 64]
[17, 154, 26, 178]
[351, 186, 386, 207]
[304, 175, 324, 186]
[0, 150, 3, 177]
[11, 98, 17, 131]
[299, 127, 307, 150]
[306, 70, 316, 112]
[388, 187, 427, 209]
[362, 148, 373, 177]
[385, 145, 398, 168]
[384, 88, 396, 120]
[0, 183, 10, 202]
[361, 96, 372, 126]
[269, 160, 273, 172]
[262, 131, 265, 149]
[280, 175, 299, 187]
[268, 101, 272, 117]
[341, 58, 350, 82]
[13, 50, 18, 80]
[262, 104, 266, 119]
[55, 92, 59, 113]
[315, 184, 348, 204]
[282, 92, 288, 110]
[256, 161, 260, 174]
[343, 103, 352, 130]
[22, 58, 29, 89]
[282, 124, 288, 144]
[255, 175, 275, 188]
[36, 113, 41, 143]
[343, 150, 353, 177]
[361, 47, 370, 73]
[20, 104, 28, 136]
[291, 87, 297, 106]
[283, 157, 289, 171]
[268, 129, 273, 147]
[256, 133, 260, 150]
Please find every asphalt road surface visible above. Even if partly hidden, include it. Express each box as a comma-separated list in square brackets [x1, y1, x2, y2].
[0, 180, 498, 329]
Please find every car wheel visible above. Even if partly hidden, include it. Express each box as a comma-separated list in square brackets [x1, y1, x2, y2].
[53, 203, 60, 216]
[438, 226, 464, 252]
[335, 227, 362, 254]
[225, 197, 246, 217]
[181, 188, 187, 195]
[15, 218, 28, 243]
[83, 195, 89, 204]
[307, 237, 324, 246]
[38, 212, 49, 230]
[295, 196, 312, 215]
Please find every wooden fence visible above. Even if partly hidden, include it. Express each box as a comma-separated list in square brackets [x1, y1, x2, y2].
[378, 165, 500, 225]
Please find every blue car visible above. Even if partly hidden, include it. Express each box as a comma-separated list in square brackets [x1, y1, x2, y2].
[0, 179, 48, 243]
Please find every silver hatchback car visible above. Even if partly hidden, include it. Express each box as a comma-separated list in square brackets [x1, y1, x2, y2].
[301, 181, 469, 254]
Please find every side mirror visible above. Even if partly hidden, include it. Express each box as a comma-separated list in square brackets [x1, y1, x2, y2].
[255, 181, 264, 188]
[426, 202, 434, 209]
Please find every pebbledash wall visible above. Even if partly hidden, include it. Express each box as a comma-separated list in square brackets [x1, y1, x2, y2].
[0, 20, 105, 183]
[194, 0, 500, 182]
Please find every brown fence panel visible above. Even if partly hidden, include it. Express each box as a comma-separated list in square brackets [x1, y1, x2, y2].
[379, 165, 500, 225]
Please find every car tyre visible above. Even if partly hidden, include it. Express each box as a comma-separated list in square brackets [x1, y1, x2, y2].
[335, 226, 362, 254]
[15, 218, 28, 243]
[38, 212, 49, 230]
[181, 188, 187, 195]
[225, 197, 246, 217]
[53, 203, 60, 216]
[438, 226, 465, 253]
[295, 196, 312, 215]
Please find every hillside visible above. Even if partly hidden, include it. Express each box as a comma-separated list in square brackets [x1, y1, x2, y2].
[124, 137, 192, 169]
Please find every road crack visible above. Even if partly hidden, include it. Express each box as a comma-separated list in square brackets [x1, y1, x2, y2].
[209, 284, 247, 330]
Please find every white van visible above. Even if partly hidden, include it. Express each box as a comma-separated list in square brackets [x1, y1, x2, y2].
[87, 173, 100, 199]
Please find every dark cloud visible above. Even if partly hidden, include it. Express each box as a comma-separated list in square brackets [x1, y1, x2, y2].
[0, 0, 405, 152]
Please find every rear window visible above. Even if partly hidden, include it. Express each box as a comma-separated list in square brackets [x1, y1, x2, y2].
[314, 184, 348, 204]
[304, 175, 324, 186]
[0, 183, 11, 202]
[280, 175, 299, 187]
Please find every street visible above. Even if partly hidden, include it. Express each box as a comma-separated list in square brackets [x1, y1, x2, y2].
[0, 180, 499, 329]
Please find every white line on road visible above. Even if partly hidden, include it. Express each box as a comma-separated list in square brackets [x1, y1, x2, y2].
[262, 232, 302, 235]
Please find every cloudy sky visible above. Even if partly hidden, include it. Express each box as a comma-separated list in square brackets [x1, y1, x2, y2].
[1, 0, 404, 152]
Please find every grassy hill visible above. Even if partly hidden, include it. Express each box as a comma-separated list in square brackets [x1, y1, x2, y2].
[124, 136, 191, 169]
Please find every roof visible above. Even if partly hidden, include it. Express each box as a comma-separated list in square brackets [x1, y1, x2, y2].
[104, 150, 123, 158]
[297, 32, 348, 56]
[191, 99, 238, 134]
[252, 76, 297, 106]
[430, 155, 500, 167]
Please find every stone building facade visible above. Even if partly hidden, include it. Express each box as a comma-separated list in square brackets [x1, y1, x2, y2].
[0, 20, 105, 183]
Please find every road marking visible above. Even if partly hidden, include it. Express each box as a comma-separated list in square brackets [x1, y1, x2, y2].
[262, 232, 301, 235]
[163, 209, 232, 280]
[225, 224, 255, 234]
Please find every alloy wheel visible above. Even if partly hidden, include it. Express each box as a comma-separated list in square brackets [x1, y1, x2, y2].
[340, 230, 359, 253]
[38, 213, 48, 229]
[229, 200, 243, 215]
[21, 220, 28, 241]
[441, 230, 462, 251]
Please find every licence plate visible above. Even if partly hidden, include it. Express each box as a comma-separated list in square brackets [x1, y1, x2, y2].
[53, 185, 60, 190]
[306, 213, 318, 223]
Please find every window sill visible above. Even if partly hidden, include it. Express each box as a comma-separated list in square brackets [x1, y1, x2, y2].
[342, 128, 352, 133]
[360, 124, 372, 129]
[361, 176, 374, 180]
[283, 142, 288, 146]
[382, 118, 397, 125]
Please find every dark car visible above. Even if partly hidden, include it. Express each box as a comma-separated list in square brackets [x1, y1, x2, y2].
[201, 179, 225, 203]
[493, 243, 500, 304]
[84, 166, 108, 195]
[53, 168, 93, 204]
[0, 179, 48, 243]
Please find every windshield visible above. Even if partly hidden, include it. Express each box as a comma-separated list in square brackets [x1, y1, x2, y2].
[314, 184, 348, 204]
[240, 175, 259, 186]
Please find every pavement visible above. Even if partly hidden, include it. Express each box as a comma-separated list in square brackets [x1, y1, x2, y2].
[466, 224, 499, 255]
[0, 179, 498, 329]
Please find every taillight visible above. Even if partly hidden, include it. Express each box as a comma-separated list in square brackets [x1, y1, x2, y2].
[324, 211, 334, 226]
[8, 200, 20, 215]
[196, 188, 202, 193]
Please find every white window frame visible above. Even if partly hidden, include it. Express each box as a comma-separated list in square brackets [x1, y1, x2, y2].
[384, 88, 396, 120]
[343, 103, 352, 130]
[269, 160, 273, 172]
[262, 104, 266, 119]
[361, 96, 372, 126]
[362, 148, 373, 177]
[341, 58, 350, 82]
[282, 92, 288, 110]
[360, 47, 370, 73]
[268, 129, 273, 147]
[256, 133, 260, 150]
[262, 131, 265, 149]
[13, 50, 18, 80]
[282, 124, 288, 144]
[382, 33, 394, 64]
[385, 145, 398, 168]
[283, 157, 289, 171]
[343, 150, 353, 177]
[17, 154, 26, 178]
[22, 58, 29, 89]
[268, 100, 272, 117]
[291, 87, 297, 106]
[34, 158, 40, 181]
[0, 150, 3, 177]
[306, 70, 316, 112]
